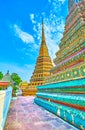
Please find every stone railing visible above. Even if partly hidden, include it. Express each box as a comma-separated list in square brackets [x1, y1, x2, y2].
[0, 87, 12, 130]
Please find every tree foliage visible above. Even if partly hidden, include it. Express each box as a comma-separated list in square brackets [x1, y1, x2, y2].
[11, 73, 22, 85]
[0, 71, 3, 80]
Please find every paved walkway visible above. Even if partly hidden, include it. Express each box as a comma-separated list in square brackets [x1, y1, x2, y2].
[5, 96, 78, 130]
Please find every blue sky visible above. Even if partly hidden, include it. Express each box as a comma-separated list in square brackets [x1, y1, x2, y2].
[0, 0, 68, 82]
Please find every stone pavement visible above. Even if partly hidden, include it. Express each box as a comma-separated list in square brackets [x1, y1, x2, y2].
[5, 96, 79, 130]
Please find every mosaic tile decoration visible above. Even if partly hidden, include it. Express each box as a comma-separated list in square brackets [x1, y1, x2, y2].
[35, 0, 85, 129]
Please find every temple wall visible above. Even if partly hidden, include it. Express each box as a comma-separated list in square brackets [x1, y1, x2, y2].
[0, 91, 5, 130]
[0, 87, 12, 130]
[45, 62, 85, 84]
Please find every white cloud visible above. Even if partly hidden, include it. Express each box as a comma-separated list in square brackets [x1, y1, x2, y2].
[29, 0, 65, 59]
[30, 14, 34, 19]
[49, 0, 65, 4]
[30, 18, 64, 59]
[14, 24, 34, 44]
[30, 14, 36, 24]
[44, 23, 60, 59]
[58, 0, 65, 4]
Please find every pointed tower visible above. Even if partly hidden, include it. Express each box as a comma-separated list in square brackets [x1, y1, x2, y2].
[68, 0, 83, 12]
[39, 19, 49, 57]
[28, 20, 53, 95]
[35, 1, 85, 129]
[45, 0, 85, 84]
[0, 71, 13, 89]
[68, 0, 75, 12]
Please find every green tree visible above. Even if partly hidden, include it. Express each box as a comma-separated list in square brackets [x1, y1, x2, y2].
[11, 73, 22, 85]
[0, 71, 3, 80]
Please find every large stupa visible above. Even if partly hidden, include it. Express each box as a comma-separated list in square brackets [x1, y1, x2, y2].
[35, 0, 85, 129]
[28, 20, 53, 95]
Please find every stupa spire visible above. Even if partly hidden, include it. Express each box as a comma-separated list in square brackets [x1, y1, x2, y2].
[41, 18, 46, 44]
[39, 19, 49, 56]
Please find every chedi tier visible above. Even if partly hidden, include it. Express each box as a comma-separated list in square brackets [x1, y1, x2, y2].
[28, 20, 53, 95]
[45, 0, 85, 84]
[35, 0, 85, 129]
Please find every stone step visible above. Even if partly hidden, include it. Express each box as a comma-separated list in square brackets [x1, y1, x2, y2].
[35, 98, 85, 130]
